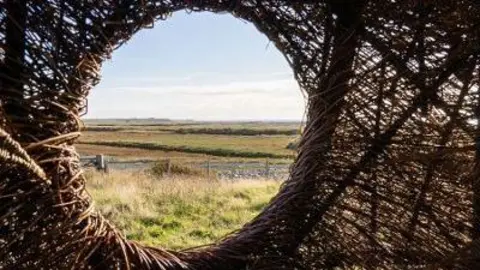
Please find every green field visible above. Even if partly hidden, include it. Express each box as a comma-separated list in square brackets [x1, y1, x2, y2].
[78, 119, 302, 163]
[81, 120, 290, 250]
[82, 119, 302, 130]
[87, 170, 280, 250]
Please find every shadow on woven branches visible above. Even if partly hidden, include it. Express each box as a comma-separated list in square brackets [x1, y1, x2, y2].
[1, 0, 480, 269]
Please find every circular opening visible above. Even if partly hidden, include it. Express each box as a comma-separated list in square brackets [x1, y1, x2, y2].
[80, 11, 305, 250]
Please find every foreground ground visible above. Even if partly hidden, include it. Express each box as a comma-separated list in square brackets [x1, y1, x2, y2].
[86, 170, 281, 250]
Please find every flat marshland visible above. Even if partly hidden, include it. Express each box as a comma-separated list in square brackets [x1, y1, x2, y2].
[81, 119, 295, 249]
[78, 119, 301, 163]
[86, 170, 281, 250]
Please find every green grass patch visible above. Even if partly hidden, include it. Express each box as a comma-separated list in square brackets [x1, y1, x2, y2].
[87, 170, 280, 250]
[80, 128, 297, 159]
[83, 141, 294, 159]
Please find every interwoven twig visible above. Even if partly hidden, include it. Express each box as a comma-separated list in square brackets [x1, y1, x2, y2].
[1, 0, 480, 269]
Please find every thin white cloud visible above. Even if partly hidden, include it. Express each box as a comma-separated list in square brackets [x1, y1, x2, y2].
[87, 77, 306, 121]
[98, 71, 295, 87]
[97, 78, 299, 95]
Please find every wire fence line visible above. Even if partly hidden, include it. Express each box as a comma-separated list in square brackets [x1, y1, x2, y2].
[80, 155, 291, 180]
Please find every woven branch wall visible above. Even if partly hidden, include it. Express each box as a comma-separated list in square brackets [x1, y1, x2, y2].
[1, 0, 480, 269]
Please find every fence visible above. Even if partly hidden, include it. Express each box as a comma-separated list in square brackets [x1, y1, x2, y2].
[80, 155, 290, 180]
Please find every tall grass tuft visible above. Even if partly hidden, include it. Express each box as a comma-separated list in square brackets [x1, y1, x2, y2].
[149, 160, 208, 178]
[85, 170, 280, 250]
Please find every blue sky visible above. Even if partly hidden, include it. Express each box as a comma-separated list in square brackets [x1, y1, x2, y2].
[86, 11, 306, 121]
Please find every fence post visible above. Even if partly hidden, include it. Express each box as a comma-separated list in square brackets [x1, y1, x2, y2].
[104, 162, 109, 174]
[265, 158, 270, 178]
[96, 154, 105, 172]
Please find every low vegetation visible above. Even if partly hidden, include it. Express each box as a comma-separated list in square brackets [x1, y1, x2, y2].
[286, 137, 301, 150]
[149, 160, 209, 178]
[86, 170, 280, 250]
[79, 120, 299, 163]
[174, 127, 299, 136]
[81, 130, 294, 153]
[83, 119, 302, 130]
[83, 126, 125, 132]
[83, 141, 294, 159]
[76, 143, 291, 164]
[83, 126, 300, 136]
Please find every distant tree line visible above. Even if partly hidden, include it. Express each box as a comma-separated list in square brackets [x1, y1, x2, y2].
[175, 128, 300, 136]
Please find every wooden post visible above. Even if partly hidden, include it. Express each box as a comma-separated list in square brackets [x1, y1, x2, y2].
[95, 155, 105, 171]
[104, 161, 109, 174]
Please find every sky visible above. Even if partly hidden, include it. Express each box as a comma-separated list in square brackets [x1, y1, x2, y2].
[86, 11, 306, 121]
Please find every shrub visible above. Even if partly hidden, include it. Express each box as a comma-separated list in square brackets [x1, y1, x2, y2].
[286, 138, 300, 150]
[150, 160, 208, 178]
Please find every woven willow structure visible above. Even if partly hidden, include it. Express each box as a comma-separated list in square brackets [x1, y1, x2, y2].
[1, 0, 480, 269]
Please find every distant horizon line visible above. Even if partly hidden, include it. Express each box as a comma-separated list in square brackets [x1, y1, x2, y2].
[82, 117, 304, 122]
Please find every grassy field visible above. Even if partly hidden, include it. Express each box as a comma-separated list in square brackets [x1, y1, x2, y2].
[85, 126, 299, 136]
[81, 121, 289, 251]
[80, 131, 295, 157]
[82, 141, 292, 159]
[83, 119, 302, 130]
[86, 170, 280, 250]
[78, 119, 301, 163]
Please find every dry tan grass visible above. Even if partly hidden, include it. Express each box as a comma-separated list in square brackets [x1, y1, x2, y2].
[85, 170, 281, 250]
